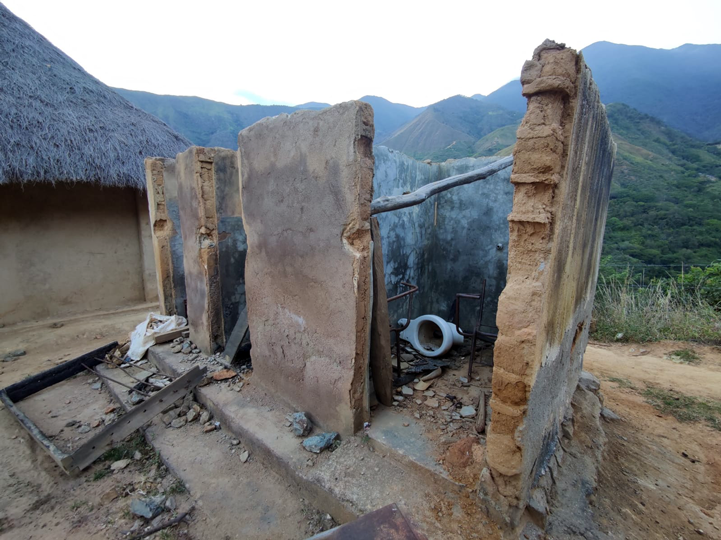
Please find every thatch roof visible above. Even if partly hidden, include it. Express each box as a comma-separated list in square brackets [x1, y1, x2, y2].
[0, 3, 191, 188]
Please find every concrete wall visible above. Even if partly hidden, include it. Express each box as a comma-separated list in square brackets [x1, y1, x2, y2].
[0, 182, 148, 324]
[480, 41, 616, 527]
[145, 157, 187, 316]
[373, 147, 513, 329]
[238, 102, 374, 436]
[175, 147, 245, 354]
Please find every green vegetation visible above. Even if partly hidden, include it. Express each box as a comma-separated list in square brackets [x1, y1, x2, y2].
[606, 377, 635, 389]
[667, 348, 700, 364]
[167, 479, 187, 495]
[92, 469, 110, 481]
[592, 276, 721, 343]
[101, 433, 147, 462]
[643, 386, 721, 431]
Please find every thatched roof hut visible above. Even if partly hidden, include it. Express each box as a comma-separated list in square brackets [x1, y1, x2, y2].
[0, 2, 191, 188]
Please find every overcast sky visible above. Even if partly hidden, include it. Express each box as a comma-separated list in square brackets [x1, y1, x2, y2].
[6, 0, 721, 107]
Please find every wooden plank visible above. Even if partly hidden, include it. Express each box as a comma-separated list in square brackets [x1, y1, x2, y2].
[154, 326, 190, 344]
[3, 342, 117, 402]
[70, 365, 206, 471]
[370, 156, 513, 215]
[222, 305, 248, 364]
[307, 503, 420, 540]
[0, 390, 75, 472]
[369, 218, 394, 406]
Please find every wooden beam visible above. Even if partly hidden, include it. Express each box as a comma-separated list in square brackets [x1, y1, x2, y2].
[222, 305, 248, 364]
[370, 156, 513, 215]
[3, 342, 117, 402]
[0, 390, 75, 472]
[154, 326, 190, 344]
[70, 365, 206, 471]
[369, 218, 394, 406]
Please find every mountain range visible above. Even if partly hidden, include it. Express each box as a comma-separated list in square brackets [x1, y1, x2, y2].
[118, 41, 721, 272]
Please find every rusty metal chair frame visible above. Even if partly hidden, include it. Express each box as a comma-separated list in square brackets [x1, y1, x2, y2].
[387, 281, 418, 374]
[454, 279, 498, 379]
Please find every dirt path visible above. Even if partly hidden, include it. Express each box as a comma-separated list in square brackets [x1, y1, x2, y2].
[585, 341, 721, 400]
[0, 304, 156, 389]
[584, 342, 721, 539]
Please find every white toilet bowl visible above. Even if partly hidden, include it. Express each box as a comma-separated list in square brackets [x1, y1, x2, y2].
[398, 315, 464, 358]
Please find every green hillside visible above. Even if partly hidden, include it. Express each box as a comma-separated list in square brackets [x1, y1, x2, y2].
[381, 95, 522, 161]
[602, 103, 721, 274]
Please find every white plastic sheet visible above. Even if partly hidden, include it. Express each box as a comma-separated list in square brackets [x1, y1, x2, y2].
[127, 313, 188, 360]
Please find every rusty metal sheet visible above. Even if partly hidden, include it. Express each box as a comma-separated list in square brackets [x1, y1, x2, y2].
[306, 504, 421, 540]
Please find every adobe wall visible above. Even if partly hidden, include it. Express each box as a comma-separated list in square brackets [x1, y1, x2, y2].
[0, 183, 147, 324]
[145, 157, 186, 316]
[175, 147, 245, 355]
[135, 191, 159, 303]
[373, 147, 513, 328]
[238, 102, 374, 436]
[480, 41, 616, 527]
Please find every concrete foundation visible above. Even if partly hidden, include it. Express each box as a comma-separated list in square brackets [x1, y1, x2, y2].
[480, 40, 616, 527]
[145, 157, 186, 316]
[175, 147, 245, 355]
[0, 183, 152, 325]
[238, 102, 374, 436]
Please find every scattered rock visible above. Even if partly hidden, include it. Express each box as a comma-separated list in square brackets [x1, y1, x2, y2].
[459, 377, 468, 384]
[165, 496, 176, 512]
[203, 423, 217, 433]
[77, 424, 91, 434]
[170, 417, 187, 429]
[421, 368, 442, 382]
[291, 412, 312, 437]
[460, 406, 476, 418]
[110, 459, 131, 471]
[65, 420, 79, 428]
[100, 487, 119, 504]
[130, 496, 166, 519]
[161, 410, 180, 426]
[302, 432, 339, 454]
[240, 450, 250, 463]
[423, 390, 435, 397]
[91, 419, 103, 428]
[403, 422, 410, 427]
[187, 409, 199, 423]
[129, 392, 144, 406]
[392, 395, 404, 402]
[414, 399, 422, 405]
[601, 407, 621, 421]
[212, 369, 237, 381]
[104, 405, 118, 414]
[90, 382, 102, 390]
[425, 398, 439, 408]
[200, 411, 211, 424]
[133, 451, 143, 460]
[230, 439, 240, 446]
[50, 322, 64, 329]
[171, 345, 182, 354]
[578, 371, 600, 392]
[401, 386, 413, 396]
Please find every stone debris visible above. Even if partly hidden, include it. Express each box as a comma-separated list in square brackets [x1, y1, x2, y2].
[460, 406, 476, 418]
[421, 368, 442, 382]
[203, 423, 217, 433]
[392, 395, 404, 402]
[240, 450, 250, 463]
[200, 411, 211, 424]
[110, 459, 131, 471]
[212, 369, 237, 381]
[187, 409, 199, 423]
[459, 377, 468, 384]
[425, 398, 439, 408]
[133, 451, 143, 460]
[77, 424, 91, 434]
[401, 386, 414, 396]
[2, 349, 26, 362]
[302, 432, 339, 454]
[291, 412, 312, 437]
[129, 392, 144, 406]
[578, 371, 601, 392]
[601, 407, 621, 421]
[130, 495, 166, 519]
[65, 420, 78, 428]
[91, 419, 102, 428]
[104, 405, 118, 414]
[100, 487, 119, 504]
[90, 381, 103, 390]
[423, 390, 435, 397]
[170, 417, 187, 429]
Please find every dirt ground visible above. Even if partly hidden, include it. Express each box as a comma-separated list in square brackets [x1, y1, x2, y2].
[585, 341, 721, 539]
[2, 308, 720, 539]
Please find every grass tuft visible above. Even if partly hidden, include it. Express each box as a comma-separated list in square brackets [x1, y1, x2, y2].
[668, 348, 701, 364]
[592, 277, 721, 343]
[643, 386, 721, 431]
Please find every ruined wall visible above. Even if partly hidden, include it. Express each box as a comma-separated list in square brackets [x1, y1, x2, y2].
[480, 41, 615, 527]
[0, 183, 147, 324]
[238, 102, 374, 436]
[373, 147, 513, 329]
[176, 147, 245, 354]
[145, 157, 186, 316]
[136, 191, 159, 303]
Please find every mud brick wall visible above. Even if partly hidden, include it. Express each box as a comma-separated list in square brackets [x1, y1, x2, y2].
[176, 147, 246, 355]
[145, 157, 186, 317]
[480, 41, 616, 527]
[238, 102, 374, 436]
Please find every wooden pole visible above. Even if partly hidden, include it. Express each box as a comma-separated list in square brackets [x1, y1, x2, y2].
[370, 156, 513, 215]
[369, 218, 394, 406]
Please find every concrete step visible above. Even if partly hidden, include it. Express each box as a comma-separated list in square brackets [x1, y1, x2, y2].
[147, 344, 468, 539]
